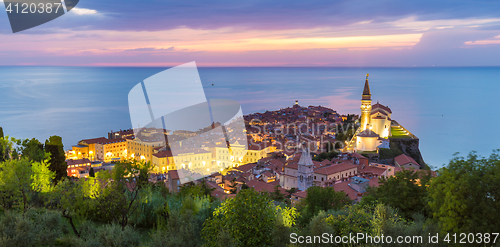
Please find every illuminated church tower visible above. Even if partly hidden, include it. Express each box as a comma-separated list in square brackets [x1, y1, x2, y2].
[360, 74, 372, 130]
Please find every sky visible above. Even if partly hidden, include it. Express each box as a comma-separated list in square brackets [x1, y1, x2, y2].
[1, 0, 500, 66]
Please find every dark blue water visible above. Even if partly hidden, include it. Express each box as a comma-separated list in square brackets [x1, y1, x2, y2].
[0, 66, 498, 168]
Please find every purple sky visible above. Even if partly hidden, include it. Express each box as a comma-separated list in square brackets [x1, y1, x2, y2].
[1, 0, 500, 66]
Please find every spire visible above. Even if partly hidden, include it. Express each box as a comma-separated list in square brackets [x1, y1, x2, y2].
[362, 73, 371, 100]
[298, 143, 314, 166]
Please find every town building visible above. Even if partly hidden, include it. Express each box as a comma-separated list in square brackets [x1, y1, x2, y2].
[394, 154, 420, 169]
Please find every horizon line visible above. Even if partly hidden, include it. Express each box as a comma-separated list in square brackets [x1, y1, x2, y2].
[2, 64, 500, 68]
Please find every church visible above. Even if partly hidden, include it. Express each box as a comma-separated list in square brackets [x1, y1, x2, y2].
[355, 74, 392, 152]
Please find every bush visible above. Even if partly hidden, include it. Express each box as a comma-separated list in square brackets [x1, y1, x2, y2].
[148, 210, 203, 247]
[58, 222, 141, 247]
[0, 209, 65, 247]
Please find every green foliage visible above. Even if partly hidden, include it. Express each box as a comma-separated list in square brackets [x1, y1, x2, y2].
[202, 188, 280, 247]
[312, 150, 339, 161]
[227, 178, 238, 194]
[241, 182, 249, 190]
[88, 167, 95, 177]
[335, 122, 356, 143]
[0, 128, 4, 162]
[379, 142, 404, 160]
[371, 203, 402, 236]
[269, 185, 285, 202]
[0, 158, 34, 212]
[148, 209, 206, 247]
[325, 204, 373, 236]
[428, 150, 500, 233]
[374, 169, 430, 219]
[20, 138, 46, 162]
[300, 186, 352, 224]
[58, 221, 141, 247]
[128, 184, 169, 228]
[45, 136, 67, 182]
[178, 180, 215, 199]
[307, 210, 333, 237]
[272, 205, 299, 247]
[0, 136, 18, 161]
[90, 160, 153, 228]
[0, 208, 65, 247]
[31, 156, 56, 193]
[276, 205, 299, 228]
[49, 178, 98, 237]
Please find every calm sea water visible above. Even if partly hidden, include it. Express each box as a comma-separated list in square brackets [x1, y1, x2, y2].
[0, 66, 498, 168]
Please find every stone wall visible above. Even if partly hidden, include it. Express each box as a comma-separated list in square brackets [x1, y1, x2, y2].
[389, 138, 425, 167]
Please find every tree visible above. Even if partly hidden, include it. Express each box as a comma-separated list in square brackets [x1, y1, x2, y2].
[240, 182, 249, 190]
[45, 136, 67, 182]
[89, 167, 95, 177]
[325, 204, 373, 236]
[31, 155, 56, 193]
[0, 156, 54, 212]
[202, 188, 281, 247]
[92, 160, 153, 229]
[0, 158, 33, 212]
[49, 177, 100, 238]
[20, 138, 45, 162]
[269, 185, 285, 202]
[428, 151, 500, 233]
[0, 136, 18, 161]
[285, 187, 297, 199]
[227, 178, 238, 194]
[302, 186, 352, 222]
[375, 169, 430, 219]
[0, 127, 3, 162]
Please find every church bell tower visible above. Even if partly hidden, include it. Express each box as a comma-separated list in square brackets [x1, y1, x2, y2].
[360, 74, 372, 130]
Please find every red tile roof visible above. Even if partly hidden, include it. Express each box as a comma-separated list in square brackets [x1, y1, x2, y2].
[168, 170, 179, 180]
[81, 137, 108, 144]
[262, 171, 274, 178]
[394, 154, 419, 167]
[371, 109, 388, 116]
[153, 150, 173, 158]
[99, 138, 126, 145]
[292, 190, 308, 199]
[314, 163, 358, 175]
[350, 152, 368, 160]
[246, 180, 286, 194]
[234, 163, 256, 173]
[372, 102, 392, 114]
[332, 182, 358, 200]
[357, 129, 380, 138]
[66, 158, 91, 166]
[359, 166, 387, 176]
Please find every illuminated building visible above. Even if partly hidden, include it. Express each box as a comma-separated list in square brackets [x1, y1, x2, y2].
[345, 75, 394, 152]
[360, 74, 372, 131]
[99, 138, 127, 162]
[126, 128, 165, 163]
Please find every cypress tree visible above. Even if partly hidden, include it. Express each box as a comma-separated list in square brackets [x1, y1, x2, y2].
[45, 136, 67, 182]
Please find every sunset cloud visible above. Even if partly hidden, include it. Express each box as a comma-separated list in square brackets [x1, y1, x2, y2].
[1, 0, 500, 66]
[69, 7, 98, 15]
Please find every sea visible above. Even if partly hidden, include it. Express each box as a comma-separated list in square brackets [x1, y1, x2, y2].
[0, 66, 499, 168]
